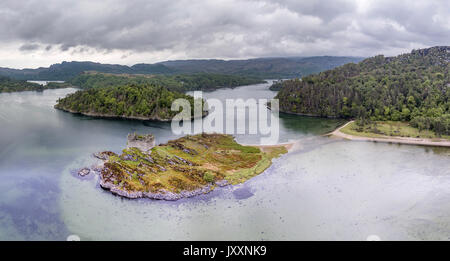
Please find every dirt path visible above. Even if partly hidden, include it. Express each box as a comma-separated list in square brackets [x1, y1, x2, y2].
[329, 120, 450, 147]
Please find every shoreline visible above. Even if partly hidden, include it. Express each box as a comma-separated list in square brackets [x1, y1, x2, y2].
[329, 120, 450, 147]
[89, 136, 289, 201]
[242, 142, 295, 152]
[55, 106, 208, 122]
[277, 110, 340, 119]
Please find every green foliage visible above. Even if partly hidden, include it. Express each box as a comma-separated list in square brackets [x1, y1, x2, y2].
[410, 114, 450, 137]
[0, 76, 74, 93]
[67, 72, 265, 92]
[341, 121, 449, 140]
[0, 57, 364, 80]
[276, 46, 450, 135]
[203, 172, 215, 183]
[0, 76, 44, 93]
[0, 61, 174, 81]
[55, 83, 202, 120]
[159, 56, 364, 78]
[269, 80, 285, 91]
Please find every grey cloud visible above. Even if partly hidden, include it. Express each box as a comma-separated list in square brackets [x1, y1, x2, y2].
[275, 0, 357, 22]
[19, 43, 40, 51]
[0, 0, 449, 60]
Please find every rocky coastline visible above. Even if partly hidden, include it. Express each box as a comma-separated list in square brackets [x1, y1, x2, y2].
[98, 177, 230, 200]
[90, 145, 234, 201]
[55, 105, 208, 122]
[88, 151, 231, 200]
[79, 133, 286, 201]
[55, 106, 173, 121]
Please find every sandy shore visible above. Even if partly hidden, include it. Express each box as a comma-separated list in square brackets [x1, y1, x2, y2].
[329, 121, 450, 147]
[256, 143, 294, 151]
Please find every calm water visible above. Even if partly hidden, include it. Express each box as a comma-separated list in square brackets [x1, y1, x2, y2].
[0, 82, 449, 240]
[27, 80, 65, 86]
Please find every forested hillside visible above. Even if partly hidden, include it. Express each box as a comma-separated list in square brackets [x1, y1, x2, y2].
[55, 84, 201, 121]
[158, 56, 364, 78]
[269, 80, 285, 91]
[0, 61, 175, 81]
[0, 76, 44, 92]
[0, 56, 363, 80]
[275, 46, 450, 135]
[67, 72, 264, 92]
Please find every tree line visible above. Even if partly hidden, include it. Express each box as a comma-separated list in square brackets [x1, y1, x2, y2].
[55, 84, 201, 121]
[66, 72, 265, 92]
[0, 76, 44, 93]
[275, 46, 450, 135]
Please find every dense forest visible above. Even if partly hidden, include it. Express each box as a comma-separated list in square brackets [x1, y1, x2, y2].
[0, 61, 174, 81]
[275, 46, 450, 135]
[66, 72, 265, 92]
[0, 76, 45, 92]
[0, 56, 363, 80]
[158, 56, 364, 78]
[269, 80, 285, 91]
[0, 71, 264, 93]
[55, 84, 202, 121]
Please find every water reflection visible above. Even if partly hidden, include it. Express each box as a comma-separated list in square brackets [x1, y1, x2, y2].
[0, 83, 449, 240]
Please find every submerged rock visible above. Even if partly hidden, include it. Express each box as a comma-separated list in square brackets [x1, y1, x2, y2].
[78, 168, 90, 177]
[215, 179, 230, 187]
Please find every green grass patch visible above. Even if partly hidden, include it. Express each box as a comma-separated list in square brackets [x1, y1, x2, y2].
[341, 121, 450, 140]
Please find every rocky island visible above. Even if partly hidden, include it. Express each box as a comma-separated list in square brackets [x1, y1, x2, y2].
[91, 133, 287, 200]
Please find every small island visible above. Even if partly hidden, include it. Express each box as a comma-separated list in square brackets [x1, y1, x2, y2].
[55, 84, 206, 121]
[91, 133, 287, 200]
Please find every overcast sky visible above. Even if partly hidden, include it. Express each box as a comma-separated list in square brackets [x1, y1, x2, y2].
[0, 0, 448, 68]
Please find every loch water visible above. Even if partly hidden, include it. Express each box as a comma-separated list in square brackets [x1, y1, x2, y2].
[0, 82, 449, 240]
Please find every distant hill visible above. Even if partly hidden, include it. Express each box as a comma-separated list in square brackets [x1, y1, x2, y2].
[0, 61, 176, 81]
[0, 56, 364, 81]
[66, 72, 265, 92]
[159, 56, 364, 78]
[275, 46, 450, 135]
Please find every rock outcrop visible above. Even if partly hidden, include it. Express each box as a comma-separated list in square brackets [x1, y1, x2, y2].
[126, 133, 155, 152]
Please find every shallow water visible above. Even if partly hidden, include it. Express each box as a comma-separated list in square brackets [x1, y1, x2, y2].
[0, 82, 449, 240]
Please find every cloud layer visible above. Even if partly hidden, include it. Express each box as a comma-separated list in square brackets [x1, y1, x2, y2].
[0, 0, 448, 68]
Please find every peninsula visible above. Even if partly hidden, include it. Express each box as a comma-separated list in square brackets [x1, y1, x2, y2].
[275, 46, 450, 138]
[330, 120, 450, 147]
